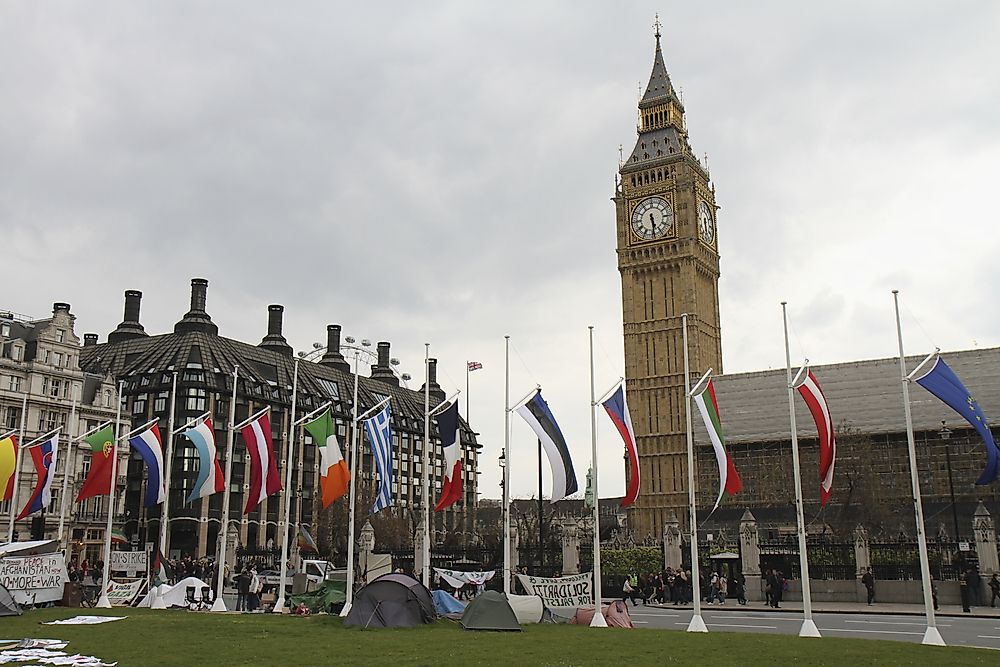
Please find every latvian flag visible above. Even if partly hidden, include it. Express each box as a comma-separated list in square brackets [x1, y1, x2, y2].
[515, 390, 578, 503]
[692, 380, 742, 511]
[17, 434, 58, 520]
[129, 423, 166, 507]
[181, 418, 224, 504]
[795, 370, 836, 505]
[602, 383, 640, 508]
[242, 413, 282, 515]
[434, 401, 462, 511]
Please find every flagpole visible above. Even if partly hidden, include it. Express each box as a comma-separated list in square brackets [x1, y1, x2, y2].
[422, 343, 431, 588]
[588, 326, 607, 627]
[152, 371, 178, 609]
[464, 361, 470, 545]
[95, 380, 124, 608]
[893, 290, 945, 646]
[210, 366, 239, 612]
[682, 314, 708, 633]
[340, 350, 361, 617]
[503, 335, 511, 595]
[7, 394, 28, 542]
[781, 303, 821, 637]
[276, 357, 299, 613]
[57, 389, 78, 551]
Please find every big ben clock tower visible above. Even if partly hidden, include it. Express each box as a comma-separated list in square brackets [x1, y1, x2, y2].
[615, 20, 722, 538]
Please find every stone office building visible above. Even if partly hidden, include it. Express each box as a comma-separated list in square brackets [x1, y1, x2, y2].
[78, 279, 481, 561]
[0, 303, 127, 563]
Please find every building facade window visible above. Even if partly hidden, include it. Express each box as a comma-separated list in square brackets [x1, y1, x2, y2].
[6, 376, 21, 392]
[186, 388, 207, 411]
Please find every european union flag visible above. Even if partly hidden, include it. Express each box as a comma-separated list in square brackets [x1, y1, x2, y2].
[915, 357, 1000, 485]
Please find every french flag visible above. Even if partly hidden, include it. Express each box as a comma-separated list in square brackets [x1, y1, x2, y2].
[242, 413, 282, 514]
[129, 423, 166, 507]
[602, 384, 640, 508]
[17, 435, 58, 520]
[434, 401, 463, 512]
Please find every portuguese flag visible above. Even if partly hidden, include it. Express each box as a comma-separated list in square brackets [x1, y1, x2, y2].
[77, 425, 116, 502]
[303, 409, 350, 508]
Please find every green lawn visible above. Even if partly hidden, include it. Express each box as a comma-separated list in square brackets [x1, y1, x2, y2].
[0, 608, 993, 666]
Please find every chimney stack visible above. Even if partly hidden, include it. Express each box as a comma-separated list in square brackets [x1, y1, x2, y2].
[319, 324, 351, 373]
[52, 302, 71, 314]
[420, 358, 446, 401]
[108, 290, 148, 343]
[83, 333, 99, 347]
[370, 341, 399, 386]
[174, 278, 219, 335]
[258, 304, 292, 357]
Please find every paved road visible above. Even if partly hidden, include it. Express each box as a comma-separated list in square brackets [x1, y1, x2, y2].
[623, 604, 1000, 650]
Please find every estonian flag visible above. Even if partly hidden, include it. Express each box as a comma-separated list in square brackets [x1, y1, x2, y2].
[515, 390, 578, 503]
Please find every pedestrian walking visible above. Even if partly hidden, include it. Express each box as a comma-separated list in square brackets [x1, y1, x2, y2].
[861, 567, 875, 605]
[989, 573, 1000, 608]
[236, 568, 250, 612]
[717, 575, 728, 605]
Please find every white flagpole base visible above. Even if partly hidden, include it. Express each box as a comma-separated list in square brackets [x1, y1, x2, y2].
[589, 610, 608, 627]
[798, 619, 821, 637]
[921, 626, 946, 646]
[274, 595, 288, 614]
[210, 596, 228, 612]
[687, 613, 708, 633]
[339, 601, 351, 618]
[95, 594, 112, 609]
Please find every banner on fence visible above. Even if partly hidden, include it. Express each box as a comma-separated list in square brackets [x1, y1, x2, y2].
[515, 572, 592, 612]
[110, 550, 148, 576]
[105, 579, 145, 606]
[0, 554, 68, 605]
[433, 568, 495, 588]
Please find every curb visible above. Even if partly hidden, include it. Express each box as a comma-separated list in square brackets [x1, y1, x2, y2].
[632, 602, 1000, 620]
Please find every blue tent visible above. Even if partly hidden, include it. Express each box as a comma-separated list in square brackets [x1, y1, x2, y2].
[432, 589, 466, 615]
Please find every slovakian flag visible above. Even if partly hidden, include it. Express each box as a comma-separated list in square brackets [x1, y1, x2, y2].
[129, 423, 166, 507]
[364, 403, 393, 514]
[242, 413, 282, 515]
[434, 401, 463, 512]
[602, 383, 640, 508]
[17, 434, 58, 520]
[915, 356, 1000, 485]
[303, 409, 350, 508]
[180, 418, 224, 504]
[77, 424, 116, 502]
[796, 371, 836, 505]
[0, 433, 17, 502]
[692, 380, 742, 510]
[515, 389, 578, 503]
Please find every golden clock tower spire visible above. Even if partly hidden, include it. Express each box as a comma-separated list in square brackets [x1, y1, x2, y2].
[614, 22, 722, 539]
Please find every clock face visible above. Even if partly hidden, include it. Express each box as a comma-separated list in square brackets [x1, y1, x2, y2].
[698, 200, 716, 244]
[631, 197, 673, 241]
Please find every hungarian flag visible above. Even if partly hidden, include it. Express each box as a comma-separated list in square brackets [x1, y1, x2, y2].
[110, 527, 129, 544]
[692, 380, 742, 510]
[77, 425, 116, 502]
[0, 433, 17, 501]
[297, 526, 318, 554]
[152, 546, 175, 586]
[303, 409, 349, 508]
[434, 401, 462, 512]
[17, 435, 58, 520]
[602, 383, 640, 508]
[796, 371, 836, 505]
[242, 413, 282, 515]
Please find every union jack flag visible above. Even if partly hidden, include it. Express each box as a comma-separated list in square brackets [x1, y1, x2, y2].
[467, 361, 483, 371]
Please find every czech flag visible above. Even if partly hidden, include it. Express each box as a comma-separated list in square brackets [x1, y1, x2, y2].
[602, 383, 640, 508]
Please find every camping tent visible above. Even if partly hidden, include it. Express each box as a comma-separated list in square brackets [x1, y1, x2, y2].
[570, 601, 634, 628]
[460, 591, 521, 631]
[342, 573, 436, 629]
[0, 583, 21, 617]
[507, 594, 543, 624]
[431, 589, 465, 616]
[288, 580, 346, 614]
[136, 577, 211, 608]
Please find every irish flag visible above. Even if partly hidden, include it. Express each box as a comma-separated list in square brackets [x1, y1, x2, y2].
[77, 425, 116, 502]
[303, 409, 349, 508]
[692, 380, 742, 510]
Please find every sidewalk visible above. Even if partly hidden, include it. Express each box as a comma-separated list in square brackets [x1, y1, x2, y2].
[638, 599, 1000, 619]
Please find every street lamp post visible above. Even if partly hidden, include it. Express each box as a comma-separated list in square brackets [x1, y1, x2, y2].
[937, 422, 961, 542]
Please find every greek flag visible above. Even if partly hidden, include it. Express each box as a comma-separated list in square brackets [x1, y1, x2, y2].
[364, 402, 393, 514]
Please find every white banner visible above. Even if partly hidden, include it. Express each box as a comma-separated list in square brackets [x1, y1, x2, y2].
[0, 554, 68, 605]
[110, 550, 148, 576]
[433, 568, 495, 588]
[516, 572, 592, 611]
[105, 579, 145, 606]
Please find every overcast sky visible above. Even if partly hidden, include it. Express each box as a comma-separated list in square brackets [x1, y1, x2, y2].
[3, 2, 999, 501]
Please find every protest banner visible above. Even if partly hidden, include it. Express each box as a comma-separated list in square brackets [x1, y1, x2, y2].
[433, 568, 495, 588]
[110, 550, 148, 577]
[515, 572, 592, 613]
[0, 554, 68, 605]
[105, 579, 146, 606]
